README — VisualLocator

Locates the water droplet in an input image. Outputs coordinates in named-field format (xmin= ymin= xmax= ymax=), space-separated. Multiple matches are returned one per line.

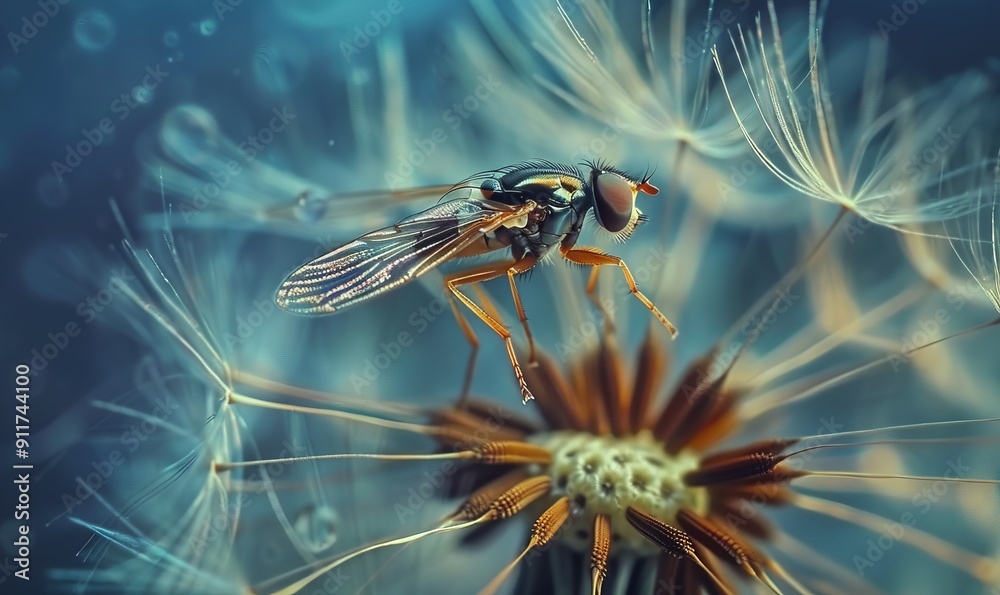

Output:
xmin=327 ymin=139 xmax=335 ymax=147
xmin=198 ymin=19 xmax=217 ymax=37
xmin=159 ymin=104 xmax=220 ymax=166
xmin=0 ymin=65 xmax=20 ymax=88
xmin=36 ymin=173 xmax=69 ymax=208
xmin=131 ymin=86 xmax=153 ymax=105
xmin=74 ymin=10 xmax=115 ymax=52
xmin=294 ymin=191 xmax=327 ymax=222
xmin=163 ymin=30 xmax=179 ymax=48
xmin=252 ymin=40 xmax=309 ymax=94
xmin=292 ymin=504 xmax=338 ymax=552
xmin=254 ymin=45 xmax=276 ymax=65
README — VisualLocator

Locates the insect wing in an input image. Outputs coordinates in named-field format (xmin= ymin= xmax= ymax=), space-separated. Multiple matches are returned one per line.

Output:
xmin=276 ymin=198 xmax=520 ymax=314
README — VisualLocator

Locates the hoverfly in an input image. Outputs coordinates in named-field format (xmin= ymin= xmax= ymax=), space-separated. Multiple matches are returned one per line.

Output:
xmin=275 ymin=160 xmax=677 ymax=403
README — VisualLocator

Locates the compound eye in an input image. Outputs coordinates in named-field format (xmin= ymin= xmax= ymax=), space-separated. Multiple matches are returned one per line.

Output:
xmin=480 ymin=178 xmax=503 ymax=200
xmin=593 ymin=173 xmax=635 ymax=233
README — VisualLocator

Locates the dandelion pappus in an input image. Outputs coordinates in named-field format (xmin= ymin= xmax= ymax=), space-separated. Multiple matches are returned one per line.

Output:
xmin=275 ymin=159 xmax=677 ymax=403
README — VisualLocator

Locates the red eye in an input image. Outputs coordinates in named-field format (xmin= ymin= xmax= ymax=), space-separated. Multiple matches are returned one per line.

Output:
xmin=593 ymin=173 xmax=635 ymax=233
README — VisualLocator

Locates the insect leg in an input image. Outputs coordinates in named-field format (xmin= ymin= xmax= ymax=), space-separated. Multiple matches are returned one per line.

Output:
xmin=443 ymin=262 xmax=536 ymax=404
xmin=506 ymin=255 xmax=539 ymax=365
xmin=472 ymin=254 xmax=540 ymax=370
xmin=444 ymin=285 xmax=483 ymax=409
xmin=560 ymin=246 xmax=679 ymax=339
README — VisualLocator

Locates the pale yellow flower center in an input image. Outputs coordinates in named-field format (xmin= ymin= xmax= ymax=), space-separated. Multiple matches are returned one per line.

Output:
xmin=531 ymin=430 xmax=709 ymax=554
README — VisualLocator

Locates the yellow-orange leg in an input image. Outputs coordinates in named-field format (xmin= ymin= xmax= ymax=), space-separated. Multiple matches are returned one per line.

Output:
xmin=507 ymin=255 xmax=539 ymax=364
xmin=560 ymin=246 xmax=679 ymax=338
xmin=471 ymin=256 xmax=539 ymax=365
xmin=445 ymin=284 xmax=482 ymax=409
xmin=443 ymin=259 xmax=537 ymax=404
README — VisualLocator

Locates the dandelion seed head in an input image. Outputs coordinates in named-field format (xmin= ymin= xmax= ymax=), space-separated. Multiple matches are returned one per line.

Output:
xmin=715 ymin=0 xmax=994 ymax=237
xmin=42 ymin=1 xmax=1000 ymax=593
xmin=533 ymin=430 xmax=707 ymax=553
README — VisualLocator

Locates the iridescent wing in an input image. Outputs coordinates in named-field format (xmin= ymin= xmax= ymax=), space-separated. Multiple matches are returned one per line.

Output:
xmin=275 ymin=198 xmax=533 ymax=314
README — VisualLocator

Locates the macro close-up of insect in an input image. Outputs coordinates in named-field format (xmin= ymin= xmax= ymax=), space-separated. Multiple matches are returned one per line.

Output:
xmin=276 ymin=160 xmax=677 ymax=403
xmin=7 ymin=0 xmax=1000 ymax=594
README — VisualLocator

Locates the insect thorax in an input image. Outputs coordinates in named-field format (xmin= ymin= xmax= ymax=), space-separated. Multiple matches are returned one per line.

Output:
xmin=489 ymin=179 xmax=589 ymax=260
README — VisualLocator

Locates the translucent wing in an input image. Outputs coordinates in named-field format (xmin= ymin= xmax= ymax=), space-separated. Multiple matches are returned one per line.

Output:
xmin=276 ymin=198 xmax=531 ymax=314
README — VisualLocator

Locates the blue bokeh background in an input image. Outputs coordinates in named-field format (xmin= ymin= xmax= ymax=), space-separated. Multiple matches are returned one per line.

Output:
xmin=2 ymin=1 xmax=999 ymax=592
